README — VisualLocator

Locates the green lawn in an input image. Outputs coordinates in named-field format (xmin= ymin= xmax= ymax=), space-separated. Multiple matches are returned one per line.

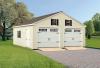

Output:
xmin=86 ymin=36 xmax=100 ymax=48
xmin=0 ymin=40 xmax=65 ymax=68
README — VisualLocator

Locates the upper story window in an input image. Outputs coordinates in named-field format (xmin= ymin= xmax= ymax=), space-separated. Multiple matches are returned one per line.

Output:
xmin=50 ymin=28 xmax=58 ymax=32
xmin=39 ymin=29 xmax=47 ymax=32
xmin=51 ymin=19 xmax=59 ymax=26
xmin=74 ymin=29 xmax=80 ymax=32
xmin=65 ymin=20 xmax=72 ymax=26
xmin=17 ymin=31 xmax=21 ymax=38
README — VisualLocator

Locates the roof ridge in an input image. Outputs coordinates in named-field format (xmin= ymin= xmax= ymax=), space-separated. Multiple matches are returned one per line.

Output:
xmin=31 ymin=11 xmax=62 ymax=23
xmin=34 ymin=11 xmax=60 ymax=18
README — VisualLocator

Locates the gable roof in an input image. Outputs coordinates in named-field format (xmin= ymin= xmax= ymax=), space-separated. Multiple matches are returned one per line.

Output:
xmin=31 ymin=11 xmax=60 ymax=23
xmin=14 ymin=11 xmax=83 ymax=26
xmin=14 ymin=11 xmax=61 ymax=26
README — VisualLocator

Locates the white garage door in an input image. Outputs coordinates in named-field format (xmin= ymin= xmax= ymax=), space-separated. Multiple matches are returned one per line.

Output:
xmin=64 ymin=28 xmax=83 ymax=46
xmin=38 ymin=28 xmax=60 ymax=48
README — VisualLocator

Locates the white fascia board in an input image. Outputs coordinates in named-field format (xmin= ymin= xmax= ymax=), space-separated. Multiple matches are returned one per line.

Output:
xmin=13 ymin=24 xmax=34 ymax=28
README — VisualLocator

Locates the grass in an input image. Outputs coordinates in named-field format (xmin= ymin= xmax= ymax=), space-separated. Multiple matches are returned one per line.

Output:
xmin=86 ymin=36 xmax=100 ymax=48
xmin=0 ymin=40 xmax=65 ymax=68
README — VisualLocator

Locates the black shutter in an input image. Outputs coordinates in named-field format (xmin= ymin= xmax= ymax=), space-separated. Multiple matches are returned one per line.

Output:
xmin=70 ymin=20 xmax=72 ymax=26
xmin=51 ymin=19 xmax=53 ymax=25
xmin=57 ymin=19 xmax=59 ymax=26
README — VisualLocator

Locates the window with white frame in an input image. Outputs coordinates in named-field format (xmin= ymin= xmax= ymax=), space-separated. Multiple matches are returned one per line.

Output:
xmin=74 ymin=29 xmax=80 ymax=32
xmin=65 ymin=20 xmax=72 ymax=26
xmin=17 ymin=31 xmax=21 ymax=38
xmin=50 ymin=28 xmax=58 ymax=32
xmin=65 ymin=29 xmax=72 ymax=32
xmin=51 ymin=19 xmax=59 ymax=26
xmin=39 ymin=29 xmax=47 ymax=32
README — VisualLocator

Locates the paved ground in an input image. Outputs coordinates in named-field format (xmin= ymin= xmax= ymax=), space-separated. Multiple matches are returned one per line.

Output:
xmin=36 ymin=48 xmax=100 ymax=68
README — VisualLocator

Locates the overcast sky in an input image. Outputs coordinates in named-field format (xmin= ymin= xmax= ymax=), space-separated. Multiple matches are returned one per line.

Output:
xmin=17 ymin=0 xmax=100 ymax=23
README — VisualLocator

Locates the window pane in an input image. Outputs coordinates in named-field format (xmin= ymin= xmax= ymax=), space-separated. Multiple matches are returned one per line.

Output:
xmin=74 ymin=29 xmax=80 ymax=32
xmin=17 ymin=31 xmax=21 ymax=38
xmin=70 ymin=20 xmax=72 ymax=26
xmin=51 ymin=19 xmax=59 ymax=26
xmin=65 ymin=29 xmax=72 ymax=32
xmin=39 ymin=29 xmax=47 ymax=32
xmin=65 ymin=20 xmax=72 ymax=26
xmin=50 ymin=29 xmax=58 ymax=32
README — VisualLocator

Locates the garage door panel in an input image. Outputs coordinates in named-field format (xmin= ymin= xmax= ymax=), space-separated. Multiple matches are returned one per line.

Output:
xmin=64 ymin=38 xmax=73 ymax=41
xmin=38 ymin=43 xmax=49 ymax=48
xmin=38 ymin=42 xmax=59 ymax=48
xmin=73 ymin=34 xmax=81 ymax=37
xmin=65 ymin=41 xmax=82 ymax=46
xmin=38 ymin=28 xmax=59 ymax=48
xmin=38 ymin=36 xmax=48 ymax=42
xmin=74 ymin=37 xmax=82 ymax=41
xmin=72 ymin=41 xmax=82 ymax=46
xmin=39 ymin=43 xmax=59 ymax=48
xmin=50 ymin=35 xmax=59 ymax=42
xmin=64 ymin=28 xmax=82 ymax=46
xmin=64 ymin=34 xmax=73 ymax=37
xmin=64 ymin=39 xmax=82 ymax=46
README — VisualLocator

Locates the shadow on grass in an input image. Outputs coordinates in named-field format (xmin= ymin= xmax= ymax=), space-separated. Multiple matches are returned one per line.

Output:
xmin=85 ymin=46 xmax=100 ymax=50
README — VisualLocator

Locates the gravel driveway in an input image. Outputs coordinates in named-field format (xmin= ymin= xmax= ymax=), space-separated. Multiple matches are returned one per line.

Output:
xmin=37 ymin=48 xmax=100 ymax=68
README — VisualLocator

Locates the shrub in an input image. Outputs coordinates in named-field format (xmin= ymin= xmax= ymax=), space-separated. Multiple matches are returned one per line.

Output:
xmin=92 ymin=31 xmax=100 ymax=36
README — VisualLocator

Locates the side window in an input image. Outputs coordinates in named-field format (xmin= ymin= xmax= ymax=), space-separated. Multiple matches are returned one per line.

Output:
xmin=65 ymin=20 xmax=72 ymax=26
xmin=65 ymin=29 xmax=72 ymax=32
xmin=50 ymin=29 xmax=58 ymax=32
xmin=39 ymin=29 xmax=47 ymax=32
xmin=74 ymin=29 xmax=80 ymax=32
xmin=51 ymin=19 xmax=59 ymax=26
xmin=17 ymin=31 xmax=21 ymax=38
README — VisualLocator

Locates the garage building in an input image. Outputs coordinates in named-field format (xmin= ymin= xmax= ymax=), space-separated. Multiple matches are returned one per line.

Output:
xmin=13 ymin=11 xmax=86 ymax=49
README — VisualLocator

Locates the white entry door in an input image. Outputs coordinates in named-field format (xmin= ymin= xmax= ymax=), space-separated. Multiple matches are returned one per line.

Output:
xmin=64 ymin=28 xmax=83 ymax=46
xmin=38 ymin=28 xmax=60 ymax=48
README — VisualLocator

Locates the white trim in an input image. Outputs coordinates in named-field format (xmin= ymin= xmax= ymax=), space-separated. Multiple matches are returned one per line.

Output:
xmin=13 ymin=24 xmax=34 ymax=28
xmin=13 ymin=11 xmax=85 ymax=28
